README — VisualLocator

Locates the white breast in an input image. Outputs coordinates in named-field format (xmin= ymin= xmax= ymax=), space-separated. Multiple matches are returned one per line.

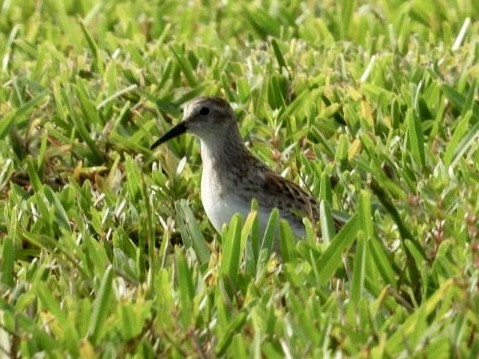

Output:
xmin=200 ymin=166 xmax=249 ymax=232
xmin=199 ymin=139 xmax=306 ymax=239
xmin=200 ymin=170 xmax=306 ymax=239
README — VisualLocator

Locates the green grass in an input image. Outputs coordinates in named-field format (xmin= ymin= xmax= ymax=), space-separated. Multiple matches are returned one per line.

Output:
xmin=1 ymin=0 xmax=479 ymax=357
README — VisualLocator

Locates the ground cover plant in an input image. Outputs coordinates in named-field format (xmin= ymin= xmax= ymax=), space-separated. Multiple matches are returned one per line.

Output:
xmin=0 ymin=0 xmax=478 ymax=357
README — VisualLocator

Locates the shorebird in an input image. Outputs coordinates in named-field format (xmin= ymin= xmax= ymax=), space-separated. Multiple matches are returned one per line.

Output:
xmin=151 ymin=96 xmax=322 ymax=241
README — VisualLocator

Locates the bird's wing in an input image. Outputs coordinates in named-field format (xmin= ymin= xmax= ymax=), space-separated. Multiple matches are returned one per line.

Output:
xmin=259 ymin=172 xmax=320 ymax=222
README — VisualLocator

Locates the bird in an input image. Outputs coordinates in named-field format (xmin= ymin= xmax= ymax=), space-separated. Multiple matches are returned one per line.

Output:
xmin=150 ymin=96 xmax=324 ymax=243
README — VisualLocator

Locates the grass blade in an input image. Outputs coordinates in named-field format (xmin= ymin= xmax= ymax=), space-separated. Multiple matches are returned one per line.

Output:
xmin=87 ymin=265 xmax=114 ymax=344
xmin=1 ymin=237 xmax=14 ymax=287
xmin=0 ymin=92 xmax=48 ymax=139
xmin=175 ymin=200 xmax=210 ymax=265
xmin=318 ymin=213 xmax=359 ymax=285
xmin=220 ymin=214 xmax=243 ymax=283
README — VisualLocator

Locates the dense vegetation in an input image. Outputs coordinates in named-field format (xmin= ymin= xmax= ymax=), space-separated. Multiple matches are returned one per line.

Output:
xmin=0 ymin=0 xmax=478 ymax=357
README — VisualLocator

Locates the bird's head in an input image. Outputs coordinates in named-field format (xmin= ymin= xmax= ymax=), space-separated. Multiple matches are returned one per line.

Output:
xmin=150 ymin=96 xmax=236 ymax=149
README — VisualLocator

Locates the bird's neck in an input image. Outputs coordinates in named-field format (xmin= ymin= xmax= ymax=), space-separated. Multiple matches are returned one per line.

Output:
xmin=199 ymin=124 xmax=249 ymax=172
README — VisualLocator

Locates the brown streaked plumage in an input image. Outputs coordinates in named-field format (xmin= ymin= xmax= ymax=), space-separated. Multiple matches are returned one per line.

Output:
xmin=151 ymin=96 xmax=330 ymax=244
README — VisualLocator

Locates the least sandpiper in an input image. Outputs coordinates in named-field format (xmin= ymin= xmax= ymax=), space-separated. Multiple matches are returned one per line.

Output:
xmin=151 ymin=96 xmax=323 ymax=240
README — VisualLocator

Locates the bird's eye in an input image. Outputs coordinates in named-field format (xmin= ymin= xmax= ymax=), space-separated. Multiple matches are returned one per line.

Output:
xmin=199 ymin=107 xmax=210 ymax=115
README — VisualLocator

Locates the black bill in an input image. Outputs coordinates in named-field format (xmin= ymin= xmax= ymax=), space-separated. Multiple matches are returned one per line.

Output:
xmin=150 ymin=122 xmax=187 ymax=149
